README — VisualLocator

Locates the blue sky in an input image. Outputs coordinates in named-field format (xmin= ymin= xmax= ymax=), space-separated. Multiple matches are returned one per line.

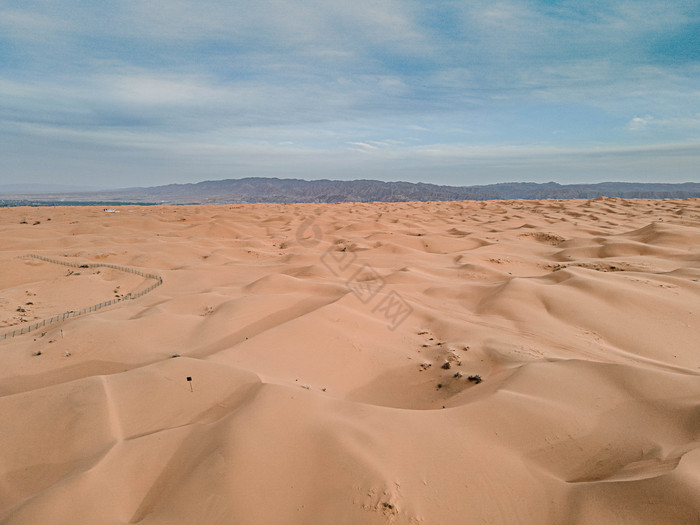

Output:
xmin=1 ymin=0 xmax=699 ymax=188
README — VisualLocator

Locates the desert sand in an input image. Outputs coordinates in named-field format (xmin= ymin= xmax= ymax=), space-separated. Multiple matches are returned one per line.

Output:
xmin=1 ymin=198 xmax=699 ymax=524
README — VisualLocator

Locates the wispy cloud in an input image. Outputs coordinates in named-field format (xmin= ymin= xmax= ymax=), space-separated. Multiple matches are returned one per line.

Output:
xmin=347 ymin=142 xmax=379 ymax=152
xmin=628 ymin=117 xmax=652 ymax=131
xmin=1 ymin=0 xmax=698 ymax=187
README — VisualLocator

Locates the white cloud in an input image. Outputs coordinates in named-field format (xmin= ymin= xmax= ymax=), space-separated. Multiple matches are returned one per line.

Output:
xmin=97 ymin=72 xmax=221 ymax=105
xmin=628 ymin=116 xmax=651 ymax=130
xmin=347 ymin=142 xmax=379 ymax=151
xmin=627 ymin=114 xmax=700 ymax=132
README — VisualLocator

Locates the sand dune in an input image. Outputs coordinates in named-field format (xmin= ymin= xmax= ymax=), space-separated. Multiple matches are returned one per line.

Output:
xmin=1 ymin=198 xmax=699 ymax=524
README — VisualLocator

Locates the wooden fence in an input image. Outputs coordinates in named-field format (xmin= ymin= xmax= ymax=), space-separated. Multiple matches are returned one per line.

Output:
xmin=1 ymin=255 xmax=163 ymax=340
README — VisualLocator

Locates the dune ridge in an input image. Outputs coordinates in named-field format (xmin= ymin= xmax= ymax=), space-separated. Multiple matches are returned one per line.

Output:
xmin=1 ymin=198 xmax=699 ymax=524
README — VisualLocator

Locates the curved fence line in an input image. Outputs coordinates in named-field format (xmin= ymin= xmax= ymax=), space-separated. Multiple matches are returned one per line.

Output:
xmin=1 ymin=255 xmax=163 ymax=341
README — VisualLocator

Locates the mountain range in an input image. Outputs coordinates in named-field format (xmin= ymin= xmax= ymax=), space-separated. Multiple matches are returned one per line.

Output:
xmin=2 ymin=178 xmax=700 ymax=205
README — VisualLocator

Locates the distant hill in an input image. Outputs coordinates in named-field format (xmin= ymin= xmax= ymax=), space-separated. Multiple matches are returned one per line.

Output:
xmin=2 ymin=178 xmax=700 ymax=205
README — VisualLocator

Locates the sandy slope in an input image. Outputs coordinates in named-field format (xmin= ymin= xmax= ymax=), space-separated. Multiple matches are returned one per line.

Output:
xmin=1 ymin=198 xmax=699 ymax=524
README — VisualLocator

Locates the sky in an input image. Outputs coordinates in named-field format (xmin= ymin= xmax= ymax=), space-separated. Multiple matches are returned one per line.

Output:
xmin=1 ymin=0 xmax=699 ymax=189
